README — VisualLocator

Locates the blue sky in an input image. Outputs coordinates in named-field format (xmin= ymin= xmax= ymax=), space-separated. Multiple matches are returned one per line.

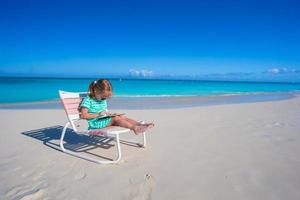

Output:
xmin=0 ymin=0 xmax=300 ymax=81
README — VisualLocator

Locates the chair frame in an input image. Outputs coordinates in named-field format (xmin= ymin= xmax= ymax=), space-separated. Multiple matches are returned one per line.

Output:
xmin=59 ymin=90 xmax=146 ymax=164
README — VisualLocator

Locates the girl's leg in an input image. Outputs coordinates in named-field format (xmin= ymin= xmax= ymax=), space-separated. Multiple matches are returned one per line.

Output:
xmin=120 ymin=115 xmax=155 ymax=127
xmin=108 ymin=116 xmax=148 ymax=134
xmin=120 ymin=115 xmax=140 ymax=125
xmin=108 ymin=116 xmax=134 ymax=129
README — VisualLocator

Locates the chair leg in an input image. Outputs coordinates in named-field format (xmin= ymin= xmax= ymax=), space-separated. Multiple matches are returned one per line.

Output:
xmin=59 ymin=122 xmax=122 ymax=164
xmin=59 ymin=122 xmax=70 ymax=152
xmin=142 ymin=132 xmax=147 ymax=147
xmin=140 ymin=121 xmax=147 ymax=147
xmin=117 ymin=130 xmax=147 ymax=148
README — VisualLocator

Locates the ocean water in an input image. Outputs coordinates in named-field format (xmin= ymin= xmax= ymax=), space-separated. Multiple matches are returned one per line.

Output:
xmin=1 ymin=77 xmax=300 ymax=103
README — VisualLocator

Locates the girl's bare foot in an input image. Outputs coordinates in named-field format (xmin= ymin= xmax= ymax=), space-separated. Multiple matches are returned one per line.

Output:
xmin=138 ymin=121 xmax=155 ymax=127
xmin=133 ymin=125 xmax=149 ymax=135
xmin=145 ymin=123 xmax=155 ymax=128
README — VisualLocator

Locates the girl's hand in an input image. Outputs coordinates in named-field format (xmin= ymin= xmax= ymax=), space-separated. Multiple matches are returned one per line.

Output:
xmin=98 ymin=111 xmax=107 ymax=116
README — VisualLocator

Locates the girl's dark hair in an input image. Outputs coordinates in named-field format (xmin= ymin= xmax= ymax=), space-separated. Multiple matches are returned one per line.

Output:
xmin=88 ymin=79 xmax=113 ymax=98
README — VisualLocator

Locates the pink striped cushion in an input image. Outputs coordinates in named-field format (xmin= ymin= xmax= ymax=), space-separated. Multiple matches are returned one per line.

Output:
xmin=61 ymin=97 xmax=84 ymax=115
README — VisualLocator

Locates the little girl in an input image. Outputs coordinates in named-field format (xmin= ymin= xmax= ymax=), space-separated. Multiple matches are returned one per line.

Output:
xmin=80 ymin=79 xmax=154 ymax=134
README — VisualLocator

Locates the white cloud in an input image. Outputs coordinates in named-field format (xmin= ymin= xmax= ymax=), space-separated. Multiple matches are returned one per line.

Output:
xmin=266 ymin=67 xmax=300 ymax=74
xmin=129 ymin=69 xmax=154 ymax=77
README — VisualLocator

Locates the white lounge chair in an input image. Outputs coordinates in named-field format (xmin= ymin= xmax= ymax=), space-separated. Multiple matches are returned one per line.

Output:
xmin=58 ymin=90 xmax=147 ymax=164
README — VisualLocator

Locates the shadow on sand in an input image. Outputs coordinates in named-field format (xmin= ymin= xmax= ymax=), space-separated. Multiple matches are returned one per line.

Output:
xmin=21 ymin=125 xmax=121 ymax=161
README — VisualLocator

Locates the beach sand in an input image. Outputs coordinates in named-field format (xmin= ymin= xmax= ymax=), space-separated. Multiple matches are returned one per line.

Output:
xmin=1 ymin=96 xmax=300 ymax=200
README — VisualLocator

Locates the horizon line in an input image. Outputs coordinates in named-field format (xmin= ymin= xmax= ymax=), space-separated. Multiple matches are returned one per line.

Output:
xmin=1 ymin=75 xmax=300 ymax=84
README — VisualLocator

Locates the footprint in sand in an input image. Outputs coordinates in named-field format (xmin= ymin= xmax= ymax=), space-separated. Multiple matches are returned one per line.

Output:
xmin=265 ymin=122 xmax=285 ymax=128
xmin=74 ymin=171 xmax=87 ymax=181
xmin=32 ymin=172 xmax=46 ymax=181
xmin=19 ymin=189 xmax=45 ymax=200
xmin=5 ymin=186 xmax=46 ymax=200
xmin=126 ymin=174 xmax=156 ymax=200
xmin=12 ymin=166 xmax=22 ymax=172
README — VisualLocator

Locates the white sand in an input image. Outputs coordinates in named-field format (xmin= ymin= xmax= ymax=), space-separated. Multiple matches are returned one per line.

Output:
xmin=1 ymin=96 xmax=300 ymax=200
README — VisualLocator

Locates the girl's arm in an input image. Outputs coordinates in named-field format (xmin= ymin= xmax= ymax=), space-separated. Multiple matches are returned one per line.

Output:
xmin=80 ymin=107 xmax=106 ymax=119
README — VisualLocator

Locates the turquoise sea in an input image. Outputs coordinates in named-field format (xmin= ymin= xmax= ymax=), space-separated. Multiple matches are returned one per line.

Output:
xmin=1 ymin=77 xmax=300 ymax=104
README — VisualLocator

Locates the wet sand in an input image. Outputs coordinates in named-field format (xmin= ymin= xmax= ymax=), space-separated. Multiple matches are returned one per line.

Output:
xmin=0 ymin=91 xmax=297 ymax=110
